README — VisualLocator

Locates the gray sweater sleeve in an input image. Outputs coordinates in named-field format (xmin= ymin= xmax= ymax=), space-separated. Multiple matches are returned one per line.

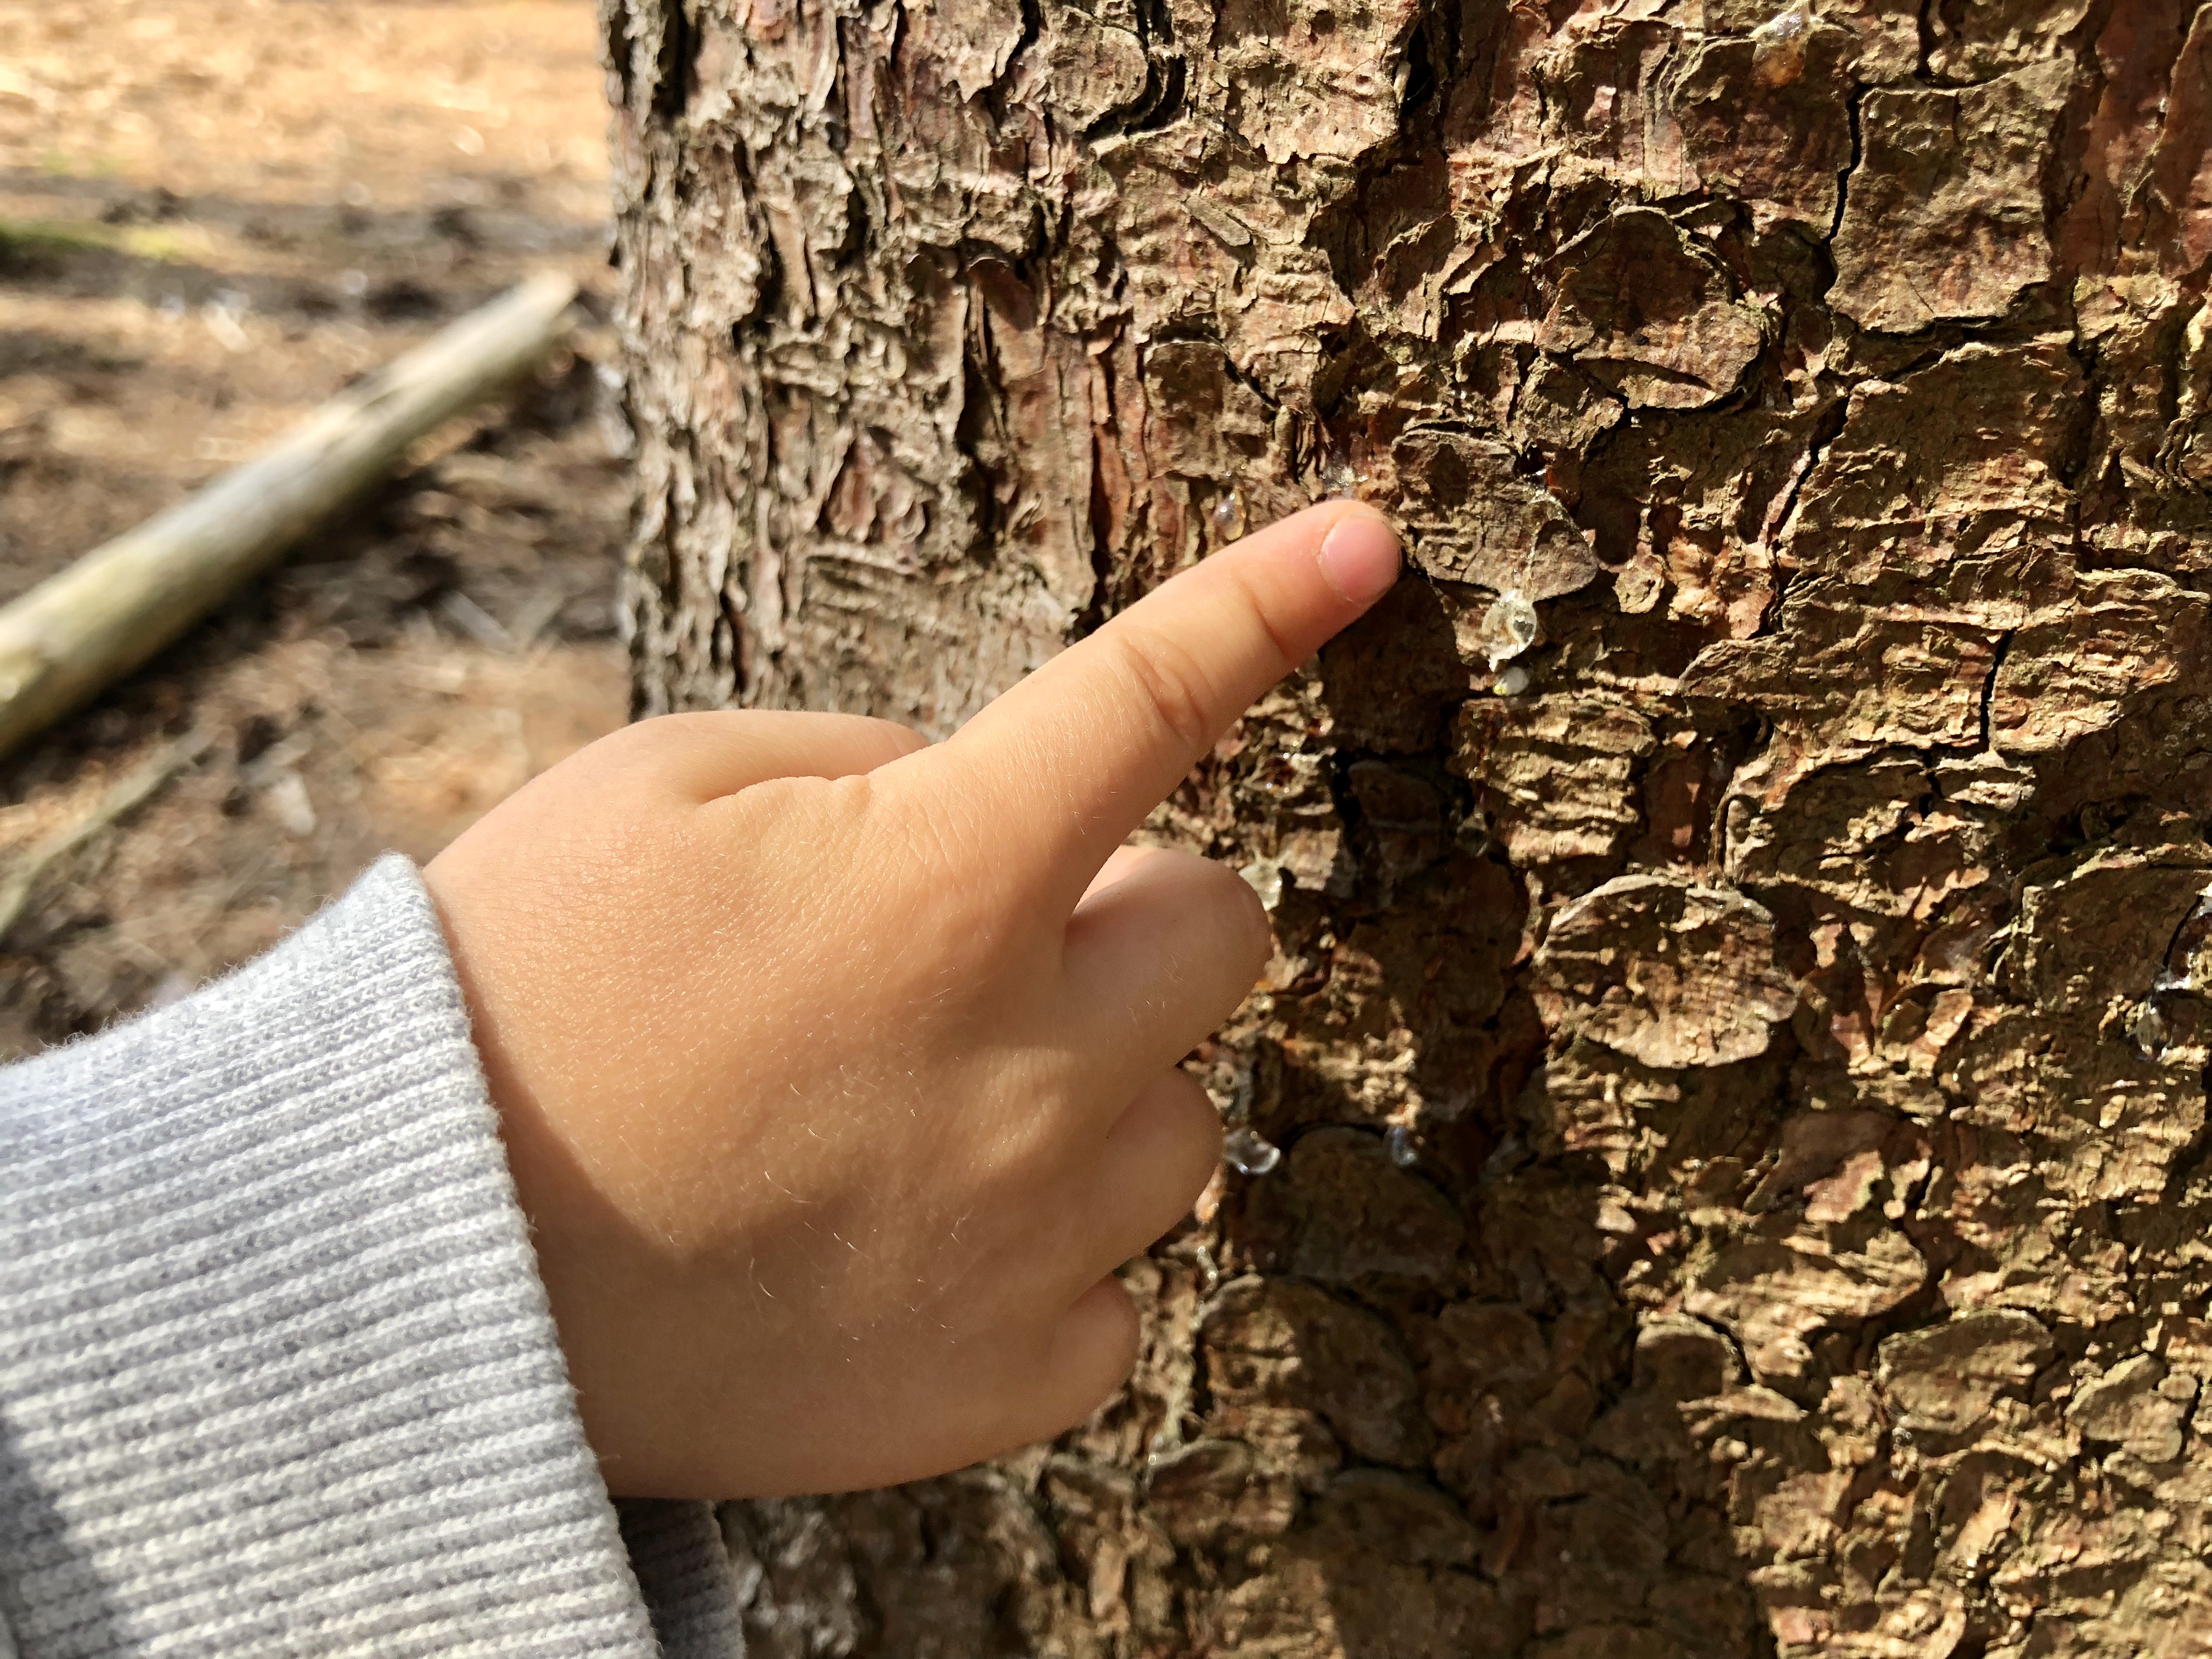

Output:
xmin=0 ymin=856 xmax=742 ymax=1658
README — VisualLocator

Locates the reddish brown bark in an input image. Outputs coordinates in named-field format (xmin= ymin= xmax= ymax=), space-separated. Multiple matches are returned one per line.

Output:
xmin=608 ymin=0 xmax=2212 ymax=1652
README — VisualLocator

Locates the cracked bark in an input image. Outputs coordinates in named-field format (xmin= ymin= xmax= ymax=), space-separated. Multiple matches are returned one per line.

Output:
xmin=606 ymin=0 xmax=2212 ymax=1652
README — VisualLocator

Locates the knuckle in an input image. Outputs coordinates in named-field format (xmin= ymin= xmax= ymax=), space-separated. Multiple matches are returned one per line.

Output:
xmin=1109 ymin=622 xmax=1220 ymax=758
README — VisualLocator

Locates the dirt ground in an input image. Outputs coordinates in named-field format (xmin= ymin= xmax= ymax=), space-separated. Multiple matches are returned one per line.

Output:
xmin=0 ymin=0 xmax=627 ymax=1058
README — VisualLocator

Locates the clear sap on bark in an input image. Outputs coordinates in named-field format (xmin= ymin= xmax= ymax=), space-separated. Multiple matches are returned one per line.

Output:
xmin=1222 ymin=1126 xmax=1283 ymax=1176
xmin=2133 ymin=1001 xmax=2170 ymax=1059
xmin=1754 ymin=3 xmax=1809 ymax=40
xmin=1212 ymin=489 xmax=1247 ymax=541
xmin=1477 ymin=589 xmax=1539 ymax=668
xmin=1238 ymin=857 xmax=1285 ymax=911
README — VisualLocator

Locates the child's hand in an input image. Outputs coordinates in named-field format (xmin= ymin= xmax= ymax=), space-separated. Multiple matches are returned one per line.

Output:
xmin=422 ymin=500 xmax=1401 ymax=1498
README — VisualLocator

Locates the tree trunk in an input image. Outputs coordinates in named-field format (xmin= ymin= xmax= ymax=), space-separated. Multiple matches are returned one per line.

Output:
xmin=604 ymin=0 xmax=2212 ymax=1652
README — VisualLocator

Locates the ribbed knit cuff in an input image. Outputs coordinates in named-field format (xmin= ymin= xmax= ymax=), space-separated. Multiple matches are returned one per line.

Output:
xmin=616 ymin=1502 xmax=743 ymax=1658
xmin=0 ymin=856 xmax=732 ymax=1657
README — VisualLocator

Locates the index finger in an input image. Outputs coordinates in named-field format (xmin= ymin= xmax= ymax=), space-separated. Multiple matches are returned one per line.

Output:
xmin=895 ymin=499 xmax=1400 ymax=902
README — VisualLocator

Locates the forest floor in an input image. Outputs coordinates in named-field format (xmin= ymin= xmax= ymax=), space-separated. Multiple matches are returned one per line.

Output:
xmin=0 ymin=0 xmax=625 ymax=1058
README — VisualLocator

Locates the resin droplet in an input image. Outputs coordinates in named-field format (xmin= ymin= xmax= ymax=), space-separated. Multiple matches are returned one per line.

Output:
xmin=1386 ymin=1125 xmax=1418 ymax=1167
xmin=1321 ymin=450 xmax=1356 ymax=493
xmin=1494 ymin=665 xmax=1531 ymax=697
xmin=1212 ymin=489 xmax=1248 ymax=542
xmin=1751 ymin=2 xmax=1811 ymax=87
xmin=1238 ymin=857 xmax=1285 ymax=911
xmin=1223 ymin=1126 xmax=1283 ymax=1177
xmin=1477 ymin=589 xmax=1539 ymax=668
xmin=1754 ymin=2 xmax=1808 ymax=41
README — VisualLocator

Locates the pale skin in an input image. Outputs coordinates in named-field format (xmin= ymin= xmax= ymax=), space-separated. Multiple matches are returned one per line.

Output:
xmin=422 ymin=499 xmax=1402 ymax=1499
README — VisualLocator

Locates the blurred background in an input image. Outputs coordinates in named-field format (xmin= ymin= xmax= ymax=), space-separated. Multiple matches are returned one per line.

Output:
xmin=0 ymin=0 xmax=624 ymax=1058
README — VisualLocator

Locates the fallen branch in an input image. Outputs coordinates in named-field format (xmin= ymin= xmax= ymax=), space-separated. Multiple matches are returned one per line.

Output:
xmin=0 ymin=729 xmax=215 ymax=941
xmin=0 ymin=272 xmax=579 ymax=762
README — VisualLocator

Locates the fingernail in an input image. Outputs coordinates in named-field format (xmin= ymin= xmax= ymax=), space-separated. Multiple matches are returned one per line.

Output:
xmin=1317 ymin=510 xmax=1401 ymax=605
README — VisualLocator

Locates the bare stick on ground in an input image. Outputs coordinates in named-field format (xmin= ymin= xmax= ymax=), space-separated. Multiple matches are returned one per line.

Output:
xmin=0 ymin=272 xmax=578 ymax=762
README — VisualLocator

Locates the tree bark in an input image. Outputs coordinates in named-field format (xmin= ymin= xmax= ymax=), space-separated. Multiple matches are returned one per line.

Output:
xmin=604 ymin=1 xmax=2212 ymax=1654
